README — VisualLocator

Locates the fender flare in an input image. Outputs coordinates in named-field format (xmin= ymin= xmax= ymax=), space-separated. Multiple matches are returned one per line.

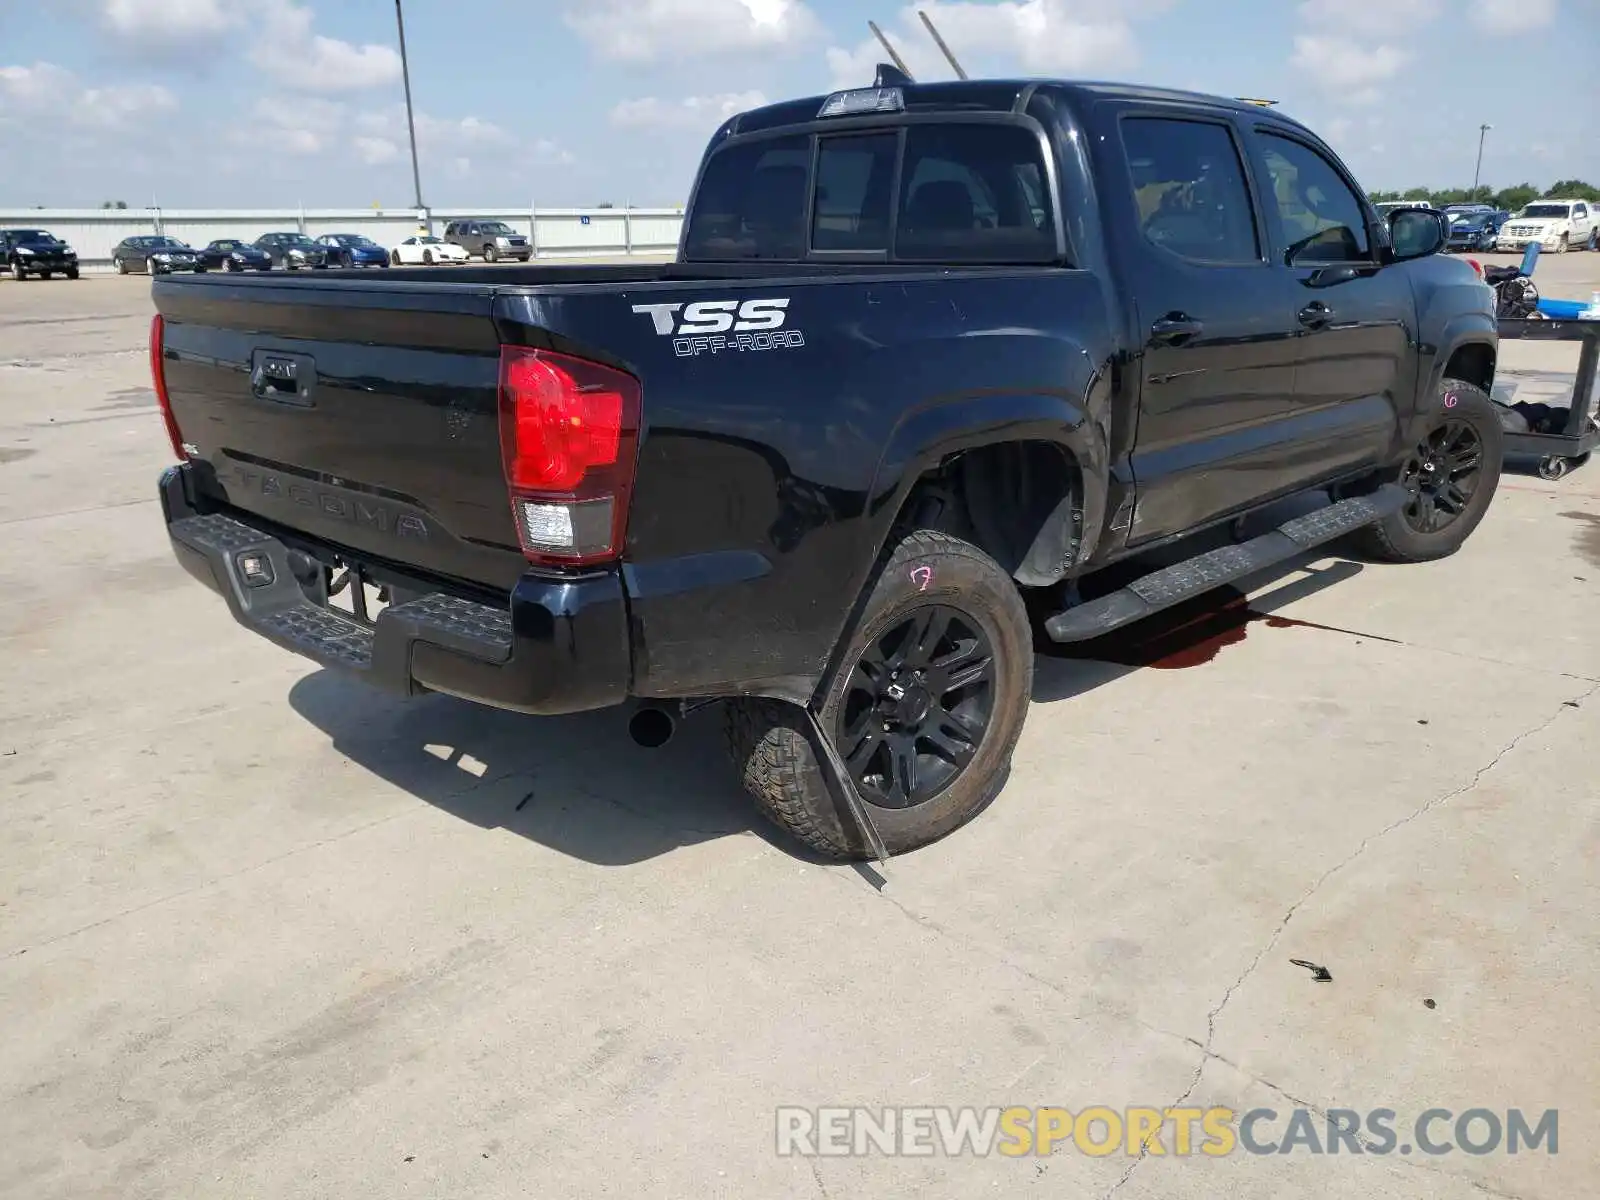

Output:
xmin=866 ymin=388 xmax=1109 ymax=579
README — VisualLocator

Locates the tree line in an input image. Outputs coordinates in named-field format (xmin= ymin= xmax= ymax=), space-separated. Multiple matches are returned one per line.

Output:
xmin=1367 ymin=179 xmax=1598 ymax=211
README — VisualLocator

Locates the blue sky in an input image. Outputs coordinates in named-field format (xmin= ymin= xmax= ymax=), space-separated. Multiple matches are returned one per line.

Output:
xmin=2 ymin=0 xmax=1596 ymax=209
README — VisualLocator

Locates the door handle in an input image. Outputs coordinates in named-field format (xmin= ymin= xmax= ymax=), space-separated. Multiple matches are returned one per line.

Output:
xmin=1298 ymin=302 xmax=1333 ymax=328
xmin=1150 ymin=314 xmax=1203 ymax=346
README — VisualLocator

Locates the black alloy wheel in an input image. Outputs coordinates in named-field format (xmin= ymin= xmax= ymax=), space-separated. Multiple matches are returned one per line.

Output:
xmin=1399 ymin=420 xmax=1484 ymax=535
xmin=837 ymin=604 xmax=995 ymax=810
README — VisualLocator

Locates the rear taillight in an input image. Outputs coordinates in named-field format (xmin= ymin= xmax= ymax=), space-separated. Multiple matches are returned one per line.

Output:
xmin=1466 ymin=258 xmax=1485 ymax=279
xmin=497 ymin=346 xmax=641 ymax=566
xmin=148 ymin=314 xmax=187 ymax=461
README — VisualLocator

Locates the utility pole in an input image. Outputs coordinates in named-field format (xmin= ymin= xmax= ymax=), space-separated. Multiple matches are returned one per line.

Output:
xmin=1472 ymin=123 xmax=1492 ymax=195
xmin=395 ymin=0 xmax=425 ymax=215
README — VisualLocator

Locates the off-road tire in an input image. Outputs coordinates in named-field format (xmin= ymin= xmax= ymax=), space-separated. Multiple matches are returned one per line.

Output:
xmin=724 ymin=529 xmax=1033 ymax=860
xmin=1352 ymin=378 xmax=1503 ymax=563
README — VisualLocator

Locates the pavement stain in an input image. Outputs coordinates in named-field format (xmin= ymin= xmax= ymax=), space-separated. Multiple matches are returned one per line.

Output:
xmin=1039 ymin=586 xmax=1397 ymax=670
xmin=1559 ymin=510 xmax=1600 ymax=567
xmin=0 ymin=447 xmax=37 ymax=464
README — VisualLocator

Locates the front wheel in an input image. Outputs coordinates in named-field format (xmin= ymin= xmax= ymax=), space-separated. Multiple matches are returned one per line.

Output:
xmin=65 ymin=267 xmax=79 ymax=280
xmin=1556 ymin=234 xmax=1569 ymax=254
xmin=725 ymin=529 xmax=1033 ymax=860
xmin=1351 ymin=379 xmax=1503 ymax=563
xmin=114 ymin=256 xmax=128 ymax=275
xmin=423 ymin=250 xmax=434 ymax=265
xmin=483 ymin=244 xmax=499 ymax=262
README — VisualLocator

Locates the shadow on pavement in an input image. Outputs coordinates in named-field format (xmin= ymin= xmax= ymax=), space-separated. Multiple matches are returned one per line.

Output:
xmin=290 ymin=546 xmax=1365 ymax=863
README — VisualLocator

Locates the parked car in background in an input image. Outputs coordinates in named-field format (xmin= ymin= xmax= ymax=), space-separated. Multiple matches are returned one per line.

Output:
xmin=198 ymin=239 xmax=273 ymax=272
xmin=2 ymin=228 xmax=80 ymax=280
xmin=1374 ymin=200 xmax=1433 ymax=216
xmin=1445 ymin=209 xmax=1507 ymax=252
xmin=316 ymin=233 xmax=390 ymax=268
xmin=252 ymin=232 xmax=329 ymax=270
xmin=112 ymin=235 xmax=202 ymax=274
xmin=1496 ymin=199 xmax=1597 ymax=253
xmin=389 ymin=235 xmax=469 ymax=266
xmin=443 ymin=219 xmax=532 ymax=262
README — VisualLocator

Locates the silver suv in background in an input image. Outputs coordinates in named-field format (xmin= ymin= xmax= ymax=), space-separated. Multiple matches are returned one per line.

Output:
xmin=442 ymin=220 xmax=532 ymax=262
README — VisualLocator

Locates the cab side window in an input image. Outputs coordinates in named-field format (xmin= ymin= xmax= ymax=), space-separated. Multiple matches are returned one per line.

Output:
xmin=1120 ymin=117 xmax=1260 ymax=264
xmin=1255 ymin=133 xmax=1371 ymax=264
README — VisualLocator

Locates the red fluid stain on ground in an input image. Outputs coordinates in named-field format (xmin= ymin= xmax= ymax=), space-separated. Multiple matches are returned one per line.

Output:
xmin=1040 ymin=586 xmax=1398 ymax=669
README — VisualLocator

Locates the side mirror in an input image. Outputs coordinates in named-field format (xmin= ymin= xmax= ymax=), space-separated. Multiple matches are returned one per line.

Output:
xmin=1388 ymin=208 xmax=1445 ymax=261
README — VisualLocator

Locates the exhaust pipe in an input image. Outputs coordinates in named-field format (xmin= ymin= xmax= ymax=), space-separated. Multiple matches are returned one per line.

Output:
xmin=628 ymin=703 xmax=676 ymax=749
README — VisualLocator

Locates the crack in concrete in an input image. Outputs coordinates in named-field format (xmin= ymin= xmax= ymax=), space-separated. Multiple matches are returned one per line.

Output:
xmin=1104 ymin=681 xmax=1596 ymax=1199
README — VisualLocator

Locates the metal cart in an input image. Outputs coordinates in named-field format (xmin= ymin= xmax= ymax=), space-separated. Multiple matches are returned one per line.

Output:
xmin=1495 ymin=316 xmax=1600 ymax=480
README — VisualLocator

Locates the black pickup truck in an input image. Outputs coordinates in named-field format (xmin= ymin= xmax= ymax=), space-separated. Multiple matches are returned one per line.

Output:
xmin=152 ymin=72 xmax=1502 ymax=860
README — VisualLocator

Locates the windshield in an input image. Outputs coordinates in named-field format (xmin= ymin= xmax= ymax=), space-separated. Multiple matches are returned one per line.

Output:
xmin=283 ymin=235 xmax=318 ymax=248
xmin=1519 ymin=204 xmax=1571 ymax=219
xmin=11 ymin=230 xmax=57 ymax=243
xmin=327 ymin=234 xmax=374 ymax=246
xmin=213 ymin=240 xmax=240 ymax=250
xmin=152 ymin=238 xmax=188 ymax=249
xmin=479 ymin=222 xmax=514 ymax=235
xmin=417 ymin=236 xmax=443 ymax=244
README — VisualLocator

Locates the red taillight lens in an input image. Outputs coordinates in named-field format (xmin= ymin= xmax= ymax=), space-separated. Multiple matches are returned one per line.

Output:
xmin=1466 ymin=257 xmax=1484 ymax=279
xmin=149 ymin=314 xmax=187 ymax=461
xmin=498 ymin=346 xmax=641 ymax=565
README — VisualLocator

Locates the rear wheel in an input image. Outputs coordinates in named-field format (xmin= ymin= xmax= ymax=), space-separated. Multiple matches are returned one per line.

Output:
xmin=725 ymin=529 xmax=1033 ymax=860
xmin=1352 ymin=379 xmax=1503 ymax=563
xmin=1587 ymin=228 xmax=1599 ymax=251
xmin=390 ymin=250 xmax=401 ymax=266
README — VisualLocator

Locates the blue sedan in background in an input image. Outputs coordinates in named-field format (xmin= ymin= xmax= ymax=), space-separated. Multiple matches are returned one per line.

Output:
xmin=316 ymin=233 xmax=390 ymax=268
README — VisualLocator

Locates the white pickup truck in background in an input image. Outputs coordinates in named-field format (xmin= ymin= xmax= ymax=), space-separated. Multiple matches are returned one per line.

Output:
xmin=1495 ymin=199 xmax=1597 ymax=253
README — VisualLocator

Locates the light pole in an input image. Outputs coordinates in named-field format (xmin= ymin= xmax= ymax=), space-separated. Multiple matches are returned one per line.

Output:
xmin=394 ymin=0 xmax=425 ymax=216
xmin=1472 ymin=123 xmax=1492 ymax=195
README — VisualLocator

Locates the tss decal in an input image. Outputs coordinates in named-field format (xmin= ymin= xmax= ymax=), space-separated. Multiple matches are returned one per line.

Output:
xmin=631 ymin=297 xmax=807 ymax=358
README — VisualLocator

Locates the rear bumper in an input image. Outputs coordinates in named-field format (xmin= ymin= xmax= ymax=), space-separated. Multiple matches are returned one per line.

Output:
xmin=160 ymin=464 xmax=632 ymax=715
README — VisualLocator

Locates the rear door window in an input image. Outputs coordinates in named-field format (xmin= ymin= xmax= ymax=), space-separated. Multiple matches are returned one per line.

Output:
xmin=684 ymin=134 xmax=811 ymax=261
xmin=894 ymin=124 xmax=1057 ymax=262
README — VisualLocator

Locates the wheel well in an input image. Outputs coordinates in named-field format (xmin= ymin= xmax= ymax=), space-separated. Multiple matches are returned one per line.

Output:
xmin=1444 ymin=342 xmax=1495 ymax=394
xmin=897 ymin=440 xmax=1081 ymax=588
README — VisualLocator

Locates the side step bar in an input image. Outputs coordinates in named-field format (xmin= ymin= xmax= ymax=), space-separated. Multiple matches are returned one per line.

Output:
xmin=1044 ymin=484 xmax=1406 ymax=644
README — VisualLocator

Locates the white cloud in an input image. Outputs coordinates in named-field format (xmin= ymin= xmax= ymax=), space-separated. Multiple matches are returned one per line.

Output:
xmin=567 ymin=0 xmax=821 ymax=61
xmin=825 ymin=0 xmax=1171 ymax=90
xmin=1296 ymin=0 xmax=1439 ymax=36
xmin=610 ymin=91 xmax=768 ymax=129
xmin=99 ymin=0 xmax=240 ymax=54
xmin=1470 ymin=0 xmax=1557 ymax=32
xmin=353 ymin=136 xmax=399 ymax=165
xmin=1290 ymin=35 xmax=1407 ymax=96
xmin=250 ymin=2 xmax=401 ymax=92
xmin=0 ymin=61 xmax=176 ymax=129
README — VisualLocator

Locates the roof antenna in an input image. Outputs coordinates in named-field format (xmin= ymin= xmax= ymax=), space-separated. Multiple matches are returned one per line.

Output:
xmin=917 ymin=9 xmax=968 ymax=79
xmin=868 ymin=20 xmax=914 ymax=81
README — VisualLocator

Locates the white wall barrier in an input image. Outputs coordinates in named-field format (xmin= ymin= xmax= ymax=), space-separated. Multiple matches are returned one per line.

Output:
xmin=0 ymin=206 xmax=685 ymax=269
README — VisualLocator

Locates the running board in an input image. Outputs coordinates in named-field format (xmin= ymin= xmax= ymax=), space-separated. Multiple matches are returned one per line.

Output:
xmin=1044 ymin=484 xmax=1406 ymax=644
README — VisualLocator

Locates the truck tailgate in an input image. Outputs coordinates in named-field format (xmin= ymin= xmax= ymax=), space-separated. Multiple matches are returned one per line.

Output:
xmin=156 ymin=279 xmax=526 ymax=591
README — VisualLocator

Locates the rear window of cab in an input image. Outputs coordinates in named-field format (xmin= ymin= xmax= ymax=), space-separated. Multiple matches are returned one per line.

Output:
xmin=684 ymin=122 xmax=1059 ymax=265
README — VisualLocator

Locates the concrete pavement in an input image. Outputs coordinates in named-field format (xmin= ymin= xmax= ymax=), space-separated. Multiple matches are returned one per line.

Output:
xmin=1 ymin=267 xmax=1597 ymax=1199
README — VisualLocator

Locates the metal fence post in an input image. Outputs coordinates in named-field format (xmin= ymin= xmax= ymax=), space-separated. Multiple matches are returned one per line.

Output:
xmin=624 ymin=201 xmax=632 ymax=256
xmin=530 ymin=200 xmax=539 ymax=260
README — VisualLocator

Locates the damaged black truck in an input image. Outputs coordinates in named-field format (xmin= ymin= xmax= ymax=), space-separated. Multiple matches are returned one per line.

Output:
xmin=152 ymin=74 xmax=1502 ymax=860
